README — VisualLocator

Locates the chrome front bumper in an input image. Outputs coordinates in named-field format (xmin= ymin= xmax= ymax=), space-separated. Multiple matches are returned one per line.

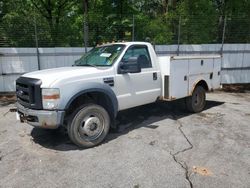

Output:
xmin=16 ymin=103 xmax=65 ymax=129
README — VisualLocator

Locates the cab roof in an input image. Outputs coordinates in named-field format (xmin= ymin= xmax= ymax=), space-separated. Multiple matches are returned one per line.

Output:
xmin=97 ymin=41 xmax=151 ymax=47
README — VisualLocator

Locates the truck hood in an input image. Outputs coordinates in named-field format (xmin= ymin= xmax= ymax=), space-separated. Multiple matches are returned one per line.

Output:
xmin=23 ymin=66 xmax=110 ymax=87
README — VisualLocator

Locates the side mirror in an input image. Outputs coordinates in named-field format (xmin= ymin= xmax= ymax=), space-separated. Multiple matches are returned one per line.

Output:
xmin=118 ymin=57 xmax=141 ymax=74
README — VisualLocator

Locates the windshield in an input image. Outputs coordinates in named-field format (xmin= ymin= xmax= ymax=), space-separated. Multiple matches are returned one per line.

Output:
xmin=75 ymin=44 xmax=125 ymax=67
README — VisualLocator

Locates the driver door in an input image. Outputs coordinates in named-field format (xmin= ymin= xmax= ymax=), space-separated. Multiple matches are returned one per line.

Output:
xmin=114 ymin=45 xmax=161 ymax=110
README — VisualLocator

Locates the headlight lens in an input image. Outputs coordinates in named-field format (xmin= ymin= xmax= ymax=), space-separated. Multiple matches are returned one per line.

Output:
xmin=42 ymin=88 xmax=60 ymax=109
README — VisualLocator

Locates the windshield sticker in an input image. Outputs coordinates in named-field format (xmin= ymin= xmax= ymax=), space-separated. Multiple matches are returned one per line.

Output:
xmin=100 ymin=53 xmax=112 ymax=57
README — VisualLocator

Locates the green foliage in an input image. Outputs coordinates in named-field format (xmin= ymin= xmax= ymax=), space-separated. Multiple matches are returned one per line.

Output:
xmin=0 ymin=0 xmax=249 ymax=47
xmin=223 ymin=0 xmax=250 ymax=43
xmin=177 ymin=0 xmax=219 ymax=44
xmin=136 ymin=16 xmax=173 ymax=44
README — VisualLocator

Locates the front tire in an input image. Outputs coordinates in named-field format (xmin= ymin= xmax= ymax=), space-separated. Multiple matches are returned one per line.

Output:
xmin=67 ymin=104 xmax=110 ymax=148
xmin=186 ymin=86 xmax=206 ymax=113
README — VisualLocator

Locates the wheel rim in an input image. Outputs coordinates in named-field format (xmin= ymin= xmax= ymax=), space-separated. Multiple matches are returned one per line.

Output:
xmin=78 ymin=113 xmax=105 ymax=141
xmin=194 ymin=91 xmax=204 ymax=107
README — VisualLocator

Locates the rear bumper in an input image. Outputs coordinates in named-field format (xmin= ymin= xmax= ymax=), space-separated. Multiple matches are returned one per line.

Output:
xmin=16 ymin=103 xmax=65 ymax=129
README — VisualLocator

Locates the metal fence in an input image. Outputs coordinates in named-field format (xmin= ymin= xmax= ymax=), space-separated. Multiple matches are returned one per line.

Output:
xmin=0 ymin=44 xmax=250 ymax=92
xmin=0 ymin=14 xmax=250 ymax=48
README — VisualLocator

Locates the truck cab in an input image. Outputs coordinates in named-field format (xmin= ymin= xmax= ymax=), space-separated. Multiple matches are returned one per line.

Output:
xmin=16 ymin=42 xmax=221 ymax=148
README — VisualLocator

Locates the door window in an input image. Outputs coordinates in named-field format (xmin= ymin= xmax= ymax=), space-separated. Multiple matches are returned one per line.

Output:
xmin=122 ymin=45 xmax=152 ymax=68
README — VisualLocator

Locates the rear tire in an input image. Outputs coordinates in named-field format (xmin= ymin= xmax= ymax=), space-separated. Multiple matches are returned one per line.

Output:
xmin=186 ymin=86 xmax=206 ymax=113
xmin=67 ymin=104 xmax=110 ymax=148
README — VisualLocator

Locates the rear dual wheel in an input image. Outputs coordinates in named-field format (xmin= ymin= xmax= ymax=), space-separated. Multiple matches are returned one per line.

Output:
xmin=67 ymin=104 xmax=110 ymax=148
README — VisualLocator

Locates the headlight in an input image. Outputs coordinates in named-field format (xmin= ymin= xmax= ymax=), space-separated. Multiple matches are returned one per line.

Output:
xmin=42 ymin=88 xmax=60 ymax=109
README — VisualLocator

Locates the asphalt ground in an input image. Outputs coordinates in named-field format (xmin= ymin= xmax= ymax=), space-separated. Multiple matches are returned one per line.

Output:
xmin=0 ymin=91 xmax=249 ymax=188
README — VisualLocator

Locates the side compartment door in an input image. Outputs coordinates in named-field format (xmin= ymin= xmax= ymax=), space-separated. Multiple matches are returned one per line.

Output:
xmin=169 ymin=59 xmax=189 ymax=99
xmin=212 ymin=58 xmax=222 ymax=89
xmin=115 ymin=45 xmax=161 ymax=110
xmin=188 ymin=59 xmax=213 ymax=94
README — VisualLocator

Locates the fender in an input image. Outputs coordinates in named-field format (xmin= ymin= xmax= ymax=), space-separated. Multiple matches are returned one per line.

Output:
xmin=190 ymin=79 xmax=209 ymax=96
xmin=59 ymin=82 xmax=118 ymax=117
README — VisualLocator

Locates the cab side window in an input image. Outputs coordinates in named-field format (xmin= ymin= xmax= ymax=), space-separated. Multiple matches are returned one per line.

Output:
xmin=122 ymin=45 xmax=152 ymax=69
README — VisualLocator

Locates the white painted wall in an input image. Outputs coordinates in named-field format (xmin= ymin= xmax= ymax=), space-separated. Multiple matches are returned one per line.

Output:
xmin=0 ymin=44 xmax=249 ymax=92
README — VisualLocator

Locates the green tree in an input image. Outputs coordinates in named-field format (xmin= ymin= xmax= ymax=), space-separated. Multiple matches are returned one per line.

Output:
xmin=215 ymin=0 xmax=250 ymax=43
xmin=30 ymin=0 xmax=78 ymax=45
xmin=0 ymin=0 xmax=38 ymax=46
xmin=177 ymin=0 xmax=219 ymax=44
xmin=0 ymin=0 xmax=249 ymax=47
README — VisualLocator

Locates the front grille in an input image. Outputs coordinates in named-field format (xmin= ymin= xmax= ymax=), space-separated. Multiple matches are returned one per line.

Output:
xmin=16 ymin=77 xmax=42 ymax=110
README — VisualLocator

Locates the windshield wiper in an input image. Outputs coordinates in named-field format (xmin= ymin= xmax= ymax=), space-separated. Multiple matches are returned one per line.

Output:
xmin=75 ymin=63 xmax=100 ymax=69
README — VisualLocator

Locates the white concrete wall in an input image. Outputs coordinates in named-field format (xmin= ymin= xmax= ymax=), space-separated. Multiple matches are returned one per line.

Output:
xmin=221 ymin=44 xmax=250 ymax=84
xmin=0 ymin=47 xmax=91 ymax=92
xmin=0 ymin=44 xmax=249 ymax=92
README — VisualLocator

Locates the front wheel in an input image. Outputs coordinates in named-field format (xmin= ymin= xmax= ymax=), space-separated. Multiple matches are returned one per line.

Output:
xmin=67 ymin=104 xmax=110 ymax=148
xmin=186 ymin=86 xmax=206 ymax=113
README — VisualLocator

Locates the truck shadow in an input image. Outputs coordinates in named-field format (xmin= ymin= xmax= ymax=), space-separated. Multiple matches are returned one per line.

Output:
xmin=30 ymin=100 xmax=224 ymax=151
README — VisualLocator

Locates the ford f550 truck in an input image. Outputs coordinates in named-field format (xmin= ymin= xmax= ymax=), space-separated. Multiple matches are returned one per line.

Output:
xmin=16 ymin=42 xmax=221 ymax=148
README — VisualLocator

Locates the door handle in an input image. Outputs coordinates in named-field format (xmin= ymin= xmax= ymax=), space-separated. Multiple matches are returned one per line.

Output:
xmin=153 ymin=72 xmax=157 ymax=80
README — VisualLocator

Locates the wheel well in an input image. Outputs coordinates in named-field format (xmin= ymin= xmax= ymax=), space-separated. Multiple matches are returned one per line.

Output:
xmin=196 ymin=80 xmax=209 ymax=91
xmin=65 ymin=91 xmax=115 ymax=120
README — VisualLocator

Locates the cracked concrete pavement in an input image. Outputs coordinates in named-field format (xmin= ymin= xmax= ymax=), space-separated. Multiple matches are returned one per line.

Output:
xmin=0 ymin=91 xmax=250 ymax=188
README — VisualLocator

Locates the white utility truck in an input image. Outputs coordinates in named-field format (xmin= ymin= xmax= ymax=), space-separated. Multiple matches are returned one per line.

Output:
xmin=16 ymin=42 xmax=221 ymax=148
